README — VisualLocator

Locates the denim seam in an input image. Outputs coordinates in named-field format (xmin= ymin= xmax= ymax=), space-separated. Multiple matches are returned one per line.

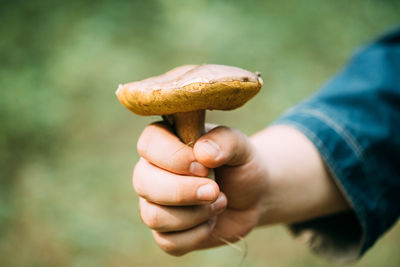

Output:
xmin=300 ymin=108 xmax=365 ymax=160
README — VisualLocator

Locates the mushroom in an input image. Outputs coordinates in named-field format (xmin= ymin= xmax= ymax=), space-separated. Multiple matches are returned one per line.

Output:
xmin=116 ymin=64 xmax=263 ymax=148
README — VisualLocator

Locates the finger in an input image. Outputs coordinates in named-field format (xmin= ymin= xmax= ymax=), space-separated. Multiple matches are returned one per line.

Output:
xmin=133 ymin=158 xmax=219 ymax=205
xmin=152 ymin=217 xmax=217 ymax=256
xmin=193 ymin=126 xmax=255 ymax=168
xmin=139 ymin=193 xmax=227 ymax=232
xmin=137 ymin=122 xmax=208 ymax=177
xmin=214 ymin=158 xmax=267 ymax=209
xmin=205 ymin=123 xmax=219 ymax=132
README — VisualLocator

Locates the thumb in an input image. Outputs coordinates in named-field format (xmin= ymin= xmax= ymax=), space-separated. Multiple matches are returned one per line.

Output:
xmin=193 ymin=126 xmax=255 ymax=169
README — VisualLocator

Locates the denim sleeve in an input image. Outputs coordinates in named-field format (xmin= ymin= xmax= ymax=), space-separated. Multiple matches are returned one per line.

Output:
xmin=274 ymin=27 xmax=400 ymax=263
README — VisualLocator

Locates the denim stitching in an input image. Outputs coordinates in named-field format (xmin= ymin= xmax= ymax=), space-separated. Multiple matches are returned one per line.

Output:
xmin=298 ymin=108 xmax=374 ymax=206
xmin=300 ymin=108 xmax=365 ymax=160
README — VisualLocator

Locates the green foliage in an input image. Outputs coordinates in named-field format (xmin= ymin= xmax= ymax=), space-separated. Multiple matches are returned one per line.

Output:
xmin=0 ymin=0 xmax=399 ymax=266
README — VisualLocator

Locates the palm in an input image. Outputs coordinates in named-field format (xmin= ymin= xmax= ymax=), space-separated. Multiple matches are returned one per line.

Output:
xmin=207 ymin=157 xmax=268 ymax=247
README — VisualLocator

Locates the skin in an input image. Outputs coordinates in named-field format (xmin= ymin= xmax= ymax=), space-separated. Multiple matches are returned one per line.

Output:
xmin=133 ymin=122 xmax=350 ymax=256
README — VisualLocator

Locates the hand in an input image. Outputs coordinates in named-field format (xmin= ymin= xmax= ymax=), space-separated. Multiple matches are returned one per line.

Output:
xmin=133 ymin=122 xmax=268 ymax=255
xmin=132 ymin=122 xmax=350 ymax=256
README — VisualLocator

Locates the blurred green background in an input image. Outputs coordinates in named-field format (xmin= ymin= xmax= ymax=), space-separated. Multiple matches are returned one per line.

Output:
xmin=1 ymin=0 xmax=399 ymax=266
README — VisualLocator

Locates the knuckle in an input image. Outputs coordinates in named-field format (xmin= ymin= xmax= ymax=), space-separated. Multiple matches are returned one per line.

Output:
xmin=214 ymin=125 xmax=240 ymax=140
xmin=132 ymin=158 xmax=149 ymax=197
xmin=158 ymin=239 xmax=185 ymax=256
xmin=217 ymin=125 xmax=230 ymax=131
xmin=212 ymin=125 xmax=230 ymax=135
xmin=173 ymin=183 xmax=189 ymax=203
xmin=137 ymin=123 xmax=160 ymax=157
xmin=137 ymin=131 xmax=150 ymax=157
xmin=132 ymin=162 xmax=143 ymax=194
xmin=166 ymin=147 xmax=193 ymax=170
xmin=141 ymin=204 xmax=164 ymax=230
xmin=136 ymin=139 xmax=146 ymax=157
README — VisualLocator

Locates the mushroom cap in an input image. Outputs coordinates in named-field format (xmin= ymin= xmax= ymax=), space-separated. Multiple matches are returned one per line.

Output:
xmin=116 ymin=64 xmax=263 ymax=116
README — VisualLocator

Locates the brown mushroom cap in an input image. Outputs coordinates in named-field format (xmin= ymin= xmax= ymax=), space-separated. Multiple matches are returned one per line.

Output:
xmin=116 ymin=64 xmax=263 ymax=116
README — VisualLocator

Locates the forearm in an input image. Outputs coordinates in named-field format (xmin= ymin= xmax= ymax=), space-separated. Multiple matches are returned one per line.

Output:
xmin=250 ymin=125 xmax=350 ymax=226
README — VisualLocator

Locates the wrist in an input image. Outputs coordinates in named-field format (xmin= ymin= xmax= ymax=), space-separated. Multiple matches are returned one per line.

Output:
xmin=251 ymin=125 xmax=350 ymax=226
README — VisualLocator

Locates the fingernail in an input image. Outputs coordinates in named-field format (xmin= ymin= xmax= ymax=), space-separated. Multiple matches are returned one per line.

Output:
xmin=197 ymin=184 xmax=217 ymax=201
xmin=200 ymin=140 xmax=222 ymax=160
xmin=190 ymin=161 xmax=208 ymax=176
xmin=210 ymin=194 xmax=226 ymax=213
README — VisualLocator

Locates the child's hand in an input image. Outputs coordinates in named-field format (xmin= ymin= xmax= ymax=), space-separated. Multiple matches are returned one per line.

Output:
xmin=133 ymin=122 xmax=268 ymax=255
xmin=133 ymin=122 xmax=349 ymax=256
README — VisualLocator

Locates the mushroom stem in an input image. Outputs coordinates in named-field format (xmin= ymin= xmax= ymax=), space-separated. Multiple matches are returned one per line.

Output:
xmin=164 ymin=110 xmax=214 ymax=180
xmin=169 ymin=110 xmax=205 ymax=147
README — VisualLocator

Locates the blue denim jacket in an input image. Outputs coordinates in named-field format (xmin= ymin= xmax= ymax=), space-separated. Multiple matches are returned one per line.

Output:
xmin=275 ymin=27 xmax=400 ymax=263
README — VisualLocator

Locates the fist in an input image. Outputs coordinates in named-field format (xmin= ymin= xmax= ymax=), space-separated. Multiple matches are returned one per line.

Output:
xmin=133 ymin=122 xmax=268 ymax=255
